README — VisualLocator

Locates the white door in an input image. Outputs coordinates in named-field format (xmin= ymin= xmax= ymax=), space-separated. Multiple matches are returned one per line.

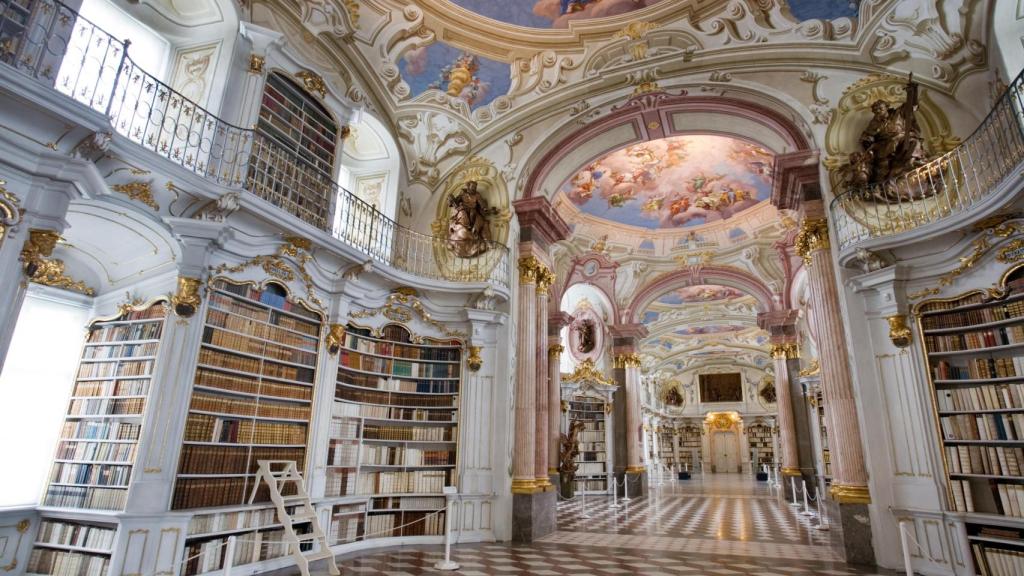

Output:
xmin=712 ymin=432 xmax=738 ymax=473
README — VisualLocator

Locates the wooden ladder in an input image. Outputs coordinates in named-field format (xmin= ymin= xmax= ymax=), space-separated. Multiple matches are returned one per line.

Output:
xmin=250 ymin=460 xmax=339 ymax=576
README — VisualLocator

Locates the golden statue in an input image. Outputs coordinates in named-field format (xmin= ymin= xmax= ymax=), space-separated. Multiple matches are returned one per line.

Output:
xmin=446 ymin=180 xmax=497 ymax=258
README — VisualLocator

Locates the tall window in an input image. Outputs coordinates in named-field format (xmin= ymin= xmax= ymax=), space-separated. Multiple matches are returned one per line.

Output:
xmin=248 ymin=72 xmax=339 ymax=230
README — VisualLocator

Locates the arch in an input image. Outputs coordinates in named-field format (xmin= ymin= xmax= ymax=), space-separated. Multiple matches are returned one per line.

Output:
xmin=624 ymin=265 xmax=778 ymax=324
xmin=339 ymin=111 xmax=402 ymax=221
xmin=523 ymin=92 xmax=813 ymax=201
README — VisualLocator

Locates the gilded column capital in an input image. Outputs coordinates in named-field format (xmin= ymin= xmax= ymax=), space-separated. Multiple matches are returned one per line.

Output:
xmin=536 ymin=267 xmax=555 ymax=295
xmin=769 ymin=343 xmax=799 ymax=359
xmin=467 ymin=345 xmax=482 ymax=372
xmin=614 ymin=353 xmax=642 ymax=369
xmin=886 ymin=315 xmax=912 ymax=348
xmin=794 ymin=218 xmax=830 ymax=265
xmin=548 ymin=344 xmax=564 ymax=358
xmin=171 ymin=276 xmax=203 ymax=318
xmin=326 ymin=324 xmax=346 ymax=356
xmin=518 ymin=255 xmax=540 ymax=284
xmin=20 ymin=229 xmax=60 ymax=276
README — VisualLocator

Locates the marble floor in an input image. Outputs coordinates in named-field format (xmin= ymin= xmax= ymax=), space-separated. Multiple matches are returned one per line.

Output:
xmin=323 ymin=473 xmax=891 ymax=575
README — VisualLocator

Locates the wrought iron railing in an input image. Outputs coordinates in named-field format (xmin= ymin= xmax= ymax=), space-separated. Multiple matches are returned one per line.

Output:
xmin=830 ymin=69 xmax=1024 ymax=250
xmin=0 ymin=0 xmax=509 ymax=287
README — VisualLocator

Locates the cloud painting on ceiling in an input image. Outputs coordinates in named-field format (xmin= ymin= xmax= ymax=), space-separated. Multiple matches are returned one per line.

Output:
xmin=562 ymin=135 xmax=774 ymax=228
xmin=674 ymin=325 xmax=743 ymax=336
xmin=655 ymin=285 xmax=748 ymax=305
xmin=448 ymin=0 xmax=667 ymax=29
xmin=400 ymin=43 xmax=511 ymax=109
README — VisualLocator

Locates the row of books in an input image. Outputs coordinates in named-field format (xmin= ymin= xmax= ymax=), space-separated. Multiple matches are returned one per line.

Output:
xmin=336 ymin=386 xmax=457 ymax=408
xmin=933 ymin=358 xmax=1024 ymax=380
xmin=972 ymin=539 xmax=1024 ymax=575
xmin=576 ymin=462 xmax=606 ymax=475
xmin=363 ymin=424 xmax=454 ymax=442
xmin=55 ymin=440 xmax=136 ymax=463
xmin=940 ymin=413 xmax=1024 ymax=441
xmin=86 ymin=321 xmax=162 ymax=344
xmin=60 ymin=421 xmax=140 ymax=441
xmin=370 ymin=496 xmax=446 ymax=510
xmin=576 ymin=451 xmax=607 ymax=462
xmin=194 ymin=367 xmax=311 ymax=401
xmin=338 ymin=371 xmax=459 ymax=395
xmin=573 ymin=479 xmax=608 ymax=492
xmin=331 ymin=400 xmax=455 ymax=422
xmin=327 ymin=441 xmax=359 ymax=467
xmin=183 ymin=528 xmax=293 ymax=576
xmin=365 ymin=510 xmax=445 ymax=538
xmin=359 ymin=445 xmax=455 ymax=466
xmin=203 ymin=326 xmax=317 ymax=367
xmin=356 ymin=470 xmax=449 ymax=494
xmin=921 ymin=297 xmax=1024 ymax=330
xmin=213 ymin=281 xmax=321 ymax=324
xmin=341 ymin=333 xmax=460 ymax=361
xmin=43 ymin=486 xmax=126 ymax=510
xmin=569 ymin=401 xmax=605 ymax=412
xmin=206 ymin=307 xmax=317 ymax=351
xmin=922 ymin=294 xmax=989 ymax=314
xmin=172 ymin=477 xmax=251 ymax=510
xmin=946 ymin=444 xmax=1024 ymax=476
xmin=330 ymin=513 xmax=364 ymax=544
xmin=340 ymin=351 xmax=459 ymax=379
xmin=925 ymin=325 xmax=1024 ymax=352
xmin=82 ymin=342 xmax=159 ymax=359
xmin=183 ymin=413 xmax=308 ymax=445
xmin=197 ymin=348 xmax=314 ymax=385
xmin=188 ymin=505 xmax=298 ymax=536
xmin=579 ymin=430 xmax=606 ymax=442
xmin=577 ymin=442 xmax=605 ymax=452
xmin=937 ymin=383 xmax=1024 ymax=412
xmin=190 ymin=391 xmax=310 ymax=421
xmin=72 ymin=378 xmax=149 ymax=398
xmin=28 ymin=548 xmax=111 ymax=576
xmin=36 ymin=520 xmax=115 ymax=550
xmin=51 ymin=462 xmax=131 ymax=487
xmin=951 ymin=480 xmax=1024 ymax=518
xmin=76 ymin=359 xmax=153 ymax=379
xmin=177 ymin=445 xmax=305 ymax=475
xmin=67 ymin=397 xmax=144 ymax=417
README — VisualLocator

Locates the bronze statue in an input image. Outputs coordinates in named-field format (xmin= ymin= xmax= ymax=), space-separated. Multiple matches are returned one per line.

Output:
xmin=845 ymin=75 xmax=930 ymax=203
xmin=576 ymin=318 xmax=596 ymax=354
xmin=558 ymin=420 xmax=586 ymax=492
xmin=664 ymin=386 xmax=683 ymax=407
xmin=446 ymin=180 xmax=496 ymax=258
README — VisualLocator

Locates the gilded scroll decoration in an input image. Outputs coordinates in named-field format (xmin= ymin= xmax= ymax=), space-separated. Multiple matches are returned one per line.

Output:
xmin=210 ymin=236 xmax=323 ymax=309
xmin=29 ymin=258 xmax=95 ymax=295
xmin=170 ymin=276 xmax=202 ymax=318
xmin=111 ymin=180 xmax=160 ymax=211
xmin=0 ymin=179 xmax=22 ymax=249
xmin=349 ymin=290 xmax=466 ymax=339
xmin=886 ymin=314 xmax=912 ymax=348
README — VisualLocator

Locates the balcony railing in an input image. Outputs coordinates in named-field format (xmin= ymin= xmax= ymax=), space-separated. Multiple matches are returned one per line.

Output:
xmin=0 ymin=0 xmax=509 ymax=287
xmin=830 ymin=68 xmax=1024 ymax=251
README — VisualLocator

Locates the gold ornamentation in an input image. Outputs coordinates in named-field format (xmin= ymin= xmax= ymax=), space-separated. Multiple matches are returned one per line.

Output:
xmin=30 ymin=258 xmax=95 ymax=295
xmin=349 ymin=290 xmax=466 ymax=339
xmin=467 ymin=346 xmax=482 ymax=372
xmin=830 ymin=483 xmax=872 ymax=504
xmin=782 ymin=467 xmax=802 ymax=477
xmin=613 ymin=21 xmax=658 ymax=41
xmin=769 ymin=343 xmax=799 ymax=359
xmin=170 ymin=276 xmax=201 ymax=318
xmin=343 ymin=0 xmax=360 ymax=28
xmin=111 ymin=180 xmax=159 ymax=211
xmin=625 ymin=465 xmax=646 ymax=474
xmin=295 ymin=71 xmax=327 ymax=98
xmin=563 ymin=359 xmax=614 ymax=387
xmin=15 ymin=519 xmax=29 ymax=533
xmin=705 ymin=411 xmax=739 ymax=431
xmin=20 ymin=229 xmax=60 ymax=277
xmin=560 ymin=399 xmax=569 ymax=413
xmin=211 ymin=236 xmax=324 ymax=309
xmin=0 ymin=179 xmax=23 ymax=250
xmin=798 ymin=359 xmax=821 ymax=377
xmin=518 ymin=255 xmax=540 ymax=284
xmin=327 ymin=323 xmax=345 ymax=355
xmin=511 ymin=478 xmax=539 ymax=494
xmin=794 ymin=218 xmax=830 ymax=265
xmin=886 ymin=315 xmax=912 ymax=348
xmin=548 ymin=344 xmax=564 ymax=358
xmin=536 ymin=267 xmax=556 ymax=296
xmin=613 ymin=353 xmax=642 ymax=369
xmin=908 ymin=287 xmax=940 ymax=301
xmin=248 ymin=54 xmax=265 ymax=74
xmin=996 ymin=238 xmax=1024 ymax=264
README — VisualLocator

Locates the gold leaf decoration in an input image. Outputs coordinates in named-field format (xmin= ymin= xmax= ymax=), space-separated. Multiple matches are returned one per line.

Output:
xmin=210 ymin=236 xmax=323 ymax=309
xmin=111 ymin=180 xmax=159 ymax=211
xmin=30 ymin=258 xmax=95 ymax=295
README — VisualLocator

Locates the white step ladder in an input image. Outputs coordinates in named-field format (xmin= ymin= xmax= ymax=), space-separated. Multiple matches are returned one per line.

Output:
xmin=250 ymin=460 xmax=339 ymax=576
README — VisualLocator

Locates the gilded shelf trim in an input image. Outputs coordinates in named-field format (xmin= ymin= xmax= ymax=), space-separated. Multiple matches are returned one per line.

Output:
xmin=349 ymin=290 xmax=467 ymax=339
xmin=562 ymin=358 xmax=615 ymax=388
xmin=210 ymin=236 xmax=324 ymax=310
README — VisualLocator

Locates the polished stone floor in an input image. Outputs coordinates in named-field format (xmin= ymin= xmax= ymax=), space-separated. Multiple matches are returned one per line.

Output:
xmin=326 ymin=473 xmax=890 ymax=575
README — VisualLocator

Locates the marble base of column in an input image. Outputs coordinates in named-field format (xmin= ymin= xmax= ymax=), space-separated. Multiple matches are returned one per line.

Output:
xmin=615 ymin=469 xmax=648 ymax=499
xmin=823 ymin=499 xmax=876 ymax=566
xmin=511 ymin=490 xmax=556 ymax=543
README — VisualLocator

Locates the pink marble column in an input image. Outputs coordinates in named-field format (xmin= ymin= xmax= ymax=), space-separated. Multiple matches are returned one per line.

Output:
xmin=770 ymin=342 xmax=801 ymax=477
xmin=513 ymin=256 xmax=539 ymax=494
xmin=548 ymin=343 xmax=564 ymax=475
xmin=797 ymin=217 xmax=870 ymax=503
xmin=534 ymin=266 xmax=554 ymax=488
xmin=618 ymin=353 xmax=645 ymax=473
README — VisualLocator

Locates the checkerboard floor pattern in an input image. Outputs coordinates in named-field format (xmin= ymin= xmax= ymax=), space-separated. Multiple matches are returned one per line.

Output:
xmin=309 ymin=474 xmax=893 ymax=575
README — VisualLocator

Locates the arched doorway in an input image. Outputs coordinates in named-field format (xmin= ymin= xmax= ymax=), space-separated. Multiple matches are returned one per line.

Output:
xmin=704 ymin=411 xmax=745 ymax=473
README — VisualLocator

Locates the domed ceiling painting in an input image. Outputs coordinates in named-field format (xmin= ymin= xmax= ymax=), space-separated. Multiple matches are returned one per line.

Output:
xmin=447 ymin=1 xmax=858 ymax=29
xmin=560 ymin=135 xmax=774 ymax=229
xmin=400 ymin=43 xmax=511 ymax=109
xmin=656 ymin=284 xmax=747 ymax=305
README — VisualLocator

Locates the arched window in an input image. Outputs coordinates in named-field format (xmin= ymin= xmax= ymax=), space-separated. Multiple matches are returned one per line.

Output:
xmin=248 ymin=72 xmax=339 ymax=229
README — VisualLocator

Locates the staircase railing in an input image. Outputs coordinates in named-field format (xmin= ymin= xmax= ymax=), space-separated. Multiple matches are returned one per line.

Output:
xmin=829 ymin=69 xmax=1024 ymax=251
xmin=0 ymin=0 xmax=509 ymax=287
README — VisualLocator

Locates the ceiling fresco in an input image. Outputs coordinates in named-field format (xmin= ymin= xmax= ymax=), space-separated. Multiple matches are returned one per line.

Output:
xmin=674 ymin=325 xmax=744 ymax=336
xmin=446 ymin=1 xmax=858 ymax=29
xmin=447 ymin=0 xmax=667 ymax=29
xmin=400 ymin=43 xmax=511 ymax=109
xmin=654 ymin=284 xmax=748 ymax=305
xmin=560 ymin=135 xmax=774 ymax=229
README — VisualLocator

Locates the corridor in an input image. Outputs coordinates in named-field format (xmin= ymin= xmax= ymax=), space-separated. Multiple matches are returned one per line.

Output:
xmin=328 ymin=474 xmax=891 ymax=575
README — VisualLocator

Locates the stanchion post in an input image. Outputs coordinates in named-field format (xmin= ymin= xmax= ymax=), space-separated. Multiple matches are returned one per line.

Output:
xmin=816 ymin=487 xmax=830 ymax=531
xmin=434 ymin=487 xmax=460 ymax=570
xmin=223 ymin=535 xmax=236 ymax=576
xmin=789 ymin=476 xmax=800 ymax=505
xmin=801 ymin=480 xmax=813 ymax=516
xmin=622 ymin=473 xmax=632 ymax=503
xmin=898 ymin=519 xmax=915 ymax=576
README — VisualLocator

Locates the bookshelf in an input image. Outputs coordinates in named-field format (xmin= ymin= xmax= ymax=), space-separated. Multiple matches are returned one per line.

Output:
xmin=658 ymin=428 xmax=677 ymax=469
xmin=747 ymin=423 xmax=775 ymax=468
xmin=249 ymin=72 xmax=338 ymax=230
xmin=917 ymin=266 xmax=1024 ymax=575
xmin=568 ymin=396 xmax=610 ymax=494
xmin=0 ymin=0 xmax=36 ymax=68
xmin=180 ymin=506 xmax=315 ymax=576
xmin=172 ymin=279 xmax=322 ymax=511
xmin=328 ymin=323 xmax=460 ymax=539
xmin=817 ymin=389 xmax=831 ymax=481
xmin=43 ymin=303 xmax=167 ymax=512
xmin=678 ymin=424 xmax=702 ymax=471
xmin=27 ymin=519 xmax=117 ymax=576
